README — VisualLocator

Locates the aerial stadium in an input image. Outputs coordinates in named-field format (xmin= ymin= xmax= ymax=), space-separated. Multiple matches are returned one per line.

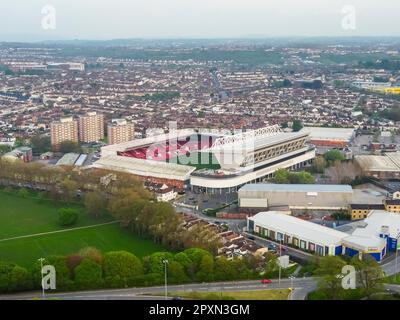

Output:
xmin=94 ymin=125 xmax=316 ymax=193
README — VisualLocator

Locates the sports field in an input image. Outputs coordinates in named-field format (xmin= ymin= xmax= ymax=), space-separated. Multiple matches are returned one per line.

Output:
xmin=0 ymin=191 xmax=165 ymax=267
xmin=169 ymin=152 xmax=221 ymax=170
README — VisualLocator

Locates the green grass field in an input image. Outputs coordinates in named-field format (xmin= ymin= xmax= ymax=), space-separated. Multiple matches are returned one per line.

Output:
xmin=0 ymin=191 xmax=166 ymax=267
xmin=0 ymin=192 xmax=112 ymax=239
xmin=169 ymin=152 xmax=221 ymax=170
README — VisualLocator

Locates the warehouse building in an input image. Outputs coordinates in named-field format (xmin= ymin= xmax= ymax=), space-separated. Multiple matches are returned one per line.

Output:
xmin=355 ymin=153 xmax=400 ymax=179
xmin=238 ymin=183 xmax=353 ymax=211
xmin=247 ymin=211 xmax=387 ymax=261
xmin=301 ymin=127 xmax=356 ymax=148
xmin=351 ymin=210 xmax=400 ymax=253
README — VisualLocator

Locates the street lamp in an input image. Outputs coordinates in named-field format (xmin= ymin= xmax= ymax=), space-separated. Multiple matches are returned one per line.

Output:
xmin=162 ymin=259 xmax=169 ymax=300
xmin=289 ymin=276 xmax=295 ymax=300
xmin=395 ymin=248 xmax=398 ymax=282
xmin=278 ymin=239 xmax=283 ymax=285
xmin=38 ymin=258 xmax=46 ymax=300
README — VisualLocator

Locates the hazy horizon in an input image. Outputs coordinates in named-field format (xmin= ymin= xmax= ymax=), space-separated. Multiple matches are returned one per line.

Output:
xmin=1 ymin=0 xmax=400 ymax=41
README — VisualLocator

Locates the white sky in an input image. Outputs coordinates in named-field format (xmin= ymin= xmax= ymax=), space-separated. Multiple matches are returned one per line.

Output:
xmin=1 ymin=0 xmax=399 ymax=40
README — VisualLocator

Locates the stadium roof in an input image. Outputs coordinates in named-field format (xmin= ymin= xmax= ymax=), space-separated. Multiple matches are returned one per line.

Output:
xmin=249 ymin=211 xmax=346 ymax=246
xmin=239 ymin=183 xmax=353 ymax=193
xmin=209 ymin=131 xmax=308 ymax=153
xmin=93 ymin=155 xmax=196 ymax=181
xmin=301 ymin=127 xmax=355 ymax=141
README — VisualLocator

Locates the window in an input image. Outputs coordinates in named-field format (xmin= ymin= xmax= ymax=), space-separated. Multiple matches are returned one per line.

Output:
xmin=316 ymin=245 xmax=324 ymax=256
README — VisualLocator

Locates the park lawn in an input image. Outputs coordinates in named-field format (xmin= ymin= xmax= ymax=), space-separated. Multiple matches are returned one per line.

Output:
xmin=0 ymin=191 xmax=113 ymax=239
xmin=153 ymin=289 xmax=290 ymax=300
xmin=0 ymin=224 xmax=166 ymax=267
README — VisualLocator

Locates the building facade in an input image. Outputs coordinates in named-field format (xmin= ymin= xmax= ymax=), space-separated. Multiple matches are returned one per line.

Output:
xmin=50 ymin=117 xmax=79 ymax=151
xmin=78 ymin=112 xmax=104 ymax=143
xmin=107 ymin=119 xmax=135 ymax=145
xmin=239 ymin=184 xmax=353 ymax=211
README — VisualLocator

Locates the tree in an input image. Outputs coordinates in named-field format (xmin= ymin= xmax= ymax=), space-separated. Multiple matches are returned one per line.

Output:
xmin=312 ymin=156 xmax=327 ymax=173
xmin=316 ymin=256 xmax=347 ymax=300
xmin=324 ymin=150 xmax=345 ymax=166
xmin=214 ymin=257 xmax=237 ymax=281
xmin=196 ymin=254 xmax=214 ymax=282
xmin=0 ymin=262 xmax=32 ymax=293
xmin=59 ymin=140 xmax=81 ymax=154
xmin=30 ymin=135 xmax=51 ymax=155
xmin=168 ymin=261 xmax=190 ymax=284
xmin=57 ymin=208 xmax=79 ymax=226
xmin=78 ymin=247 xmax=103 ymax=265
xmin=292 ymin=120 xmax=303 ymax=132
xmin=290 ymin=171 xmax=315 ymax=184
xmin=264 ymin=252 xmax=279 ymax=276
xmin=31 ymin=256 xmax=73 ymax=290
xmin=0 ymin=144 xmax=12 ymax=155
xmin=74 ymin=258 xmax=103 ymax=290
xmin=350 ymin=255 xmax=384 ymax=298
xmin=143 ymin=252 xmax=175 ymax=275
xmin=103 ymin=251 xmax=144 ymax=283
xmin=84 ymin=191 xmax=107 ymax=218
xmin=13 ymin=137 xmax=26 ymax=148
xmin=274 ymin=168 xmax=290 ymax=184
xmin=8 ymin=266 xmax=32 ymax=292
xmin=59 ymin=178 xmax=78 ymax=203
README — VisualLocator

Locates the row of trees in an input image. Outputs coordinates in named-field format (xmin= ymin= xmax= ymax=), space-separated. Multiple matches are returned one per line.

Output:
xmin=106 ymin=188 xmax=222 ymax=254
xmin=0 ymin=157 xmax=149 ymax=202
xmin=0 ymin=247 xmax=281 ymax=293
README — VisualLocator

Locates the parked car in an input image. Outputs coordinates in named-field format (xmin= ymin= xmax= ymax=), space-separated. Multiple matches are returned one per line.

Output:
xmin=261 ymin=279 xmax=272 ymax=284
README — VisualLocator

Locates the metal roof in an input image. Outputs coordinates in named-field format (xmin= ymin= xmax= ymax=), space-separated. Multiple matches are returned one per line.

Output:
xmin=249 ymin=211 xmax=346 ymax=246
xmin=93 ymin=155 xmax=196 ymax=181
xmin=240 ymin=183 xmax=353 ymax=193
xmin=301 ymin=127 xmax=355 ymax=141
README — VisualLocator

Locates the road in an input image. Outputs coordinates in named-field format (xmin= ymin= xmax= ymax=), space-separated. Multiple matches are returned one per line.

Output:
xmin=0 ymin=277 xmax=317 ymax=300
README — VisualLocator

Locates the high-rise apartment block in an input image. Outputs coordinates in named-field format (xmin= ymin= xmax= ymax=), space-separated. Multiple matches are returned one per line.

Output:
xmin=107 ymin=119 xmax=135 ymax=145
xmin=50 ymin=117 xmax=79 ymax=151
xmin=78 ymin=112 xmax=105 ymax=143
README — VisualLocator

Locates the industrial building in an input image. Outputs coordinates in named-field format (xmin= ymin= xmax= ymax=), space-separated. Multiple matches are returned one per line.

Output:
xmin=247 ymin=211 xmax=389 ymax=262
xmin=301 ymin=127 xmax=356 ymax=148
xmin=355 ymin=153 xmax=400 ymax=179
xmin=238 ymin=183 xmax=353 ymax=211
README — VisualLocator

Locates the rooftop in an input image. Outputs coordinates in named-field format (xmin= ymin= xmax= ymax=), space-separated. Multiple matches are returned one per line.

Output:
xmin=301 ymin=126 xmax=355 ymax=141
xmin=93 ymin=154 xmax=196 ymax=181
xmin=239 ymin=183 xmax=353 ymax=193
xmin=355 ymin=153 xmax=400 ymax=172
xmin=249 ymin=211 xmax=347 ymax=245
